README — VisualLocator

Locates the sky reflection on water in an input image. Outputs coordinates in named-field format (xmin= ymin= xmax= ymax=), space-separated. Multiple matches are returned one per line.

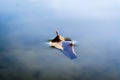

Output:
xmin=0 ymin=0 xmax=120 ymax=80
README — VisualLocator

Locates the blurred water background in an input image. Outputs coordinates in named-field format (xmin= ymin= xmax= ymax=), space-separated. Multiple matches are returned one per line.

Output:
xmin=0 ymin=0 xmax=120 ymax=80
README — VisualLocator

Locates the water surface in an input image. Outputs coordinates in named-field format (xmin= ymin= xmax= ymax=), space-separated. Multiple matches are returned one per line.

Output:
xmin=0 ymin=0 xmax=120 ymax=80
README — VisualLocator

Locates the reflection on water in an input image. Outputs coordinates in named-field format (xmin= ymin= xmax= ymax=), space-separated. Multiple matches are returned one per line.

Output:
xmin=0 ymin=0 xmax=120 ymax=80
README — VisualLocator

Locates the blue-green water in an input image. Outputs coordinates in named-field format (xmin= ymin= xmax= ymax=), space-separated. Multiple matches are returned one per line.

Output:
xmin=0 ymin=0 xmax=120 ymax=80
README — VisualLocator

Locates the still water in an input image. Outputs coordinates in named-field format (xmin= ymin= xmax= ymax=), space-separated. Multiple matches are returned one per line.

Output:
xmin=0 ymin=0 xmax=120 ymax=80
